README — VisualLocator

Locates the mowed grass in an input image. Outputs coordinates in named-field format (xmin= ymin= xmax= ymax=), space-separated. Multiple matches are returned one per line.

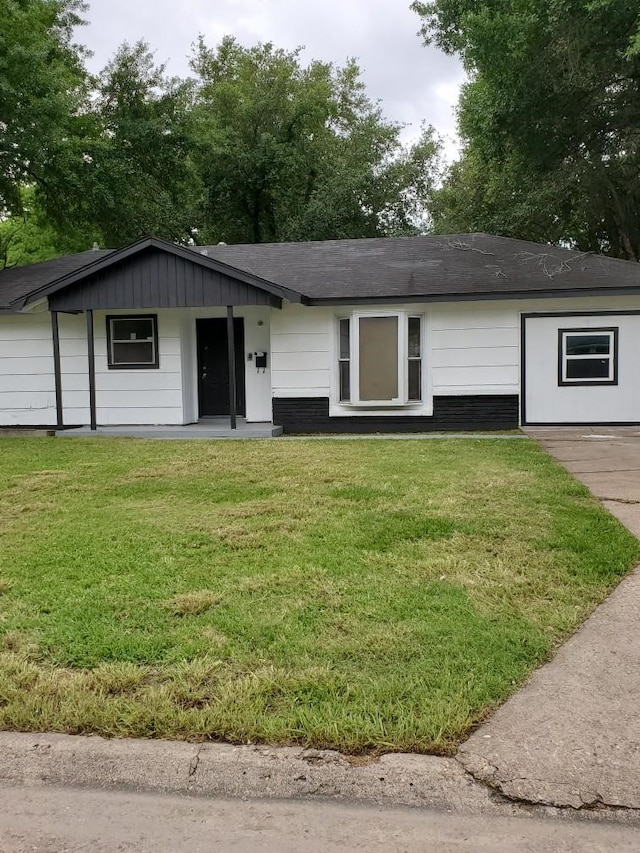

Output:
xmin=0 ymin=437 xmax=637 ymax=754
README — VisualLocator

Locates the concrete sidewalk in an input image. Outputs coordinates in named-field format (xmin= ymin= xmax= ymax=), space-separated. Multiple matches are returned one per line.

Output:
xmin=458 ymin=428 xmax=640 ymax=809
xmin=526 ymin=427 xmax=640 ymax=536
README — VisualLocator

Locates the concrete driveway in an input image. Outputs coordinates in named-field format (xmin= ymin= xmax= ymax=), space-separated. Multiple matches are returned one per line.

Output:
xmin=458 ymin=427 xmax=640 ymax=810
xmin=527 ymin=427 xmax=640 ymax=536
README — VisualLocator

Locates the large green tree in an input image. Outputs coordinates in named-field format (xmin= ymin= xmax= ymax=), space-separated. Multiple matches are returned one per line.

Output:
xmin=41 ymin=41 xmax=202 ymax=247
xmin=413 ymin=0 xmax=640 ymax=259
xmin=0 ymin=187 xmax=96 ymax=269
xmin=2 ymin=17 xmax=442 ymax=261
xmin=1 ymin=5 xmax=200 ymax=254
xmin=0 ymin=0 xmax=87 ymax=215
xmin=190 ymin=37 xmax=440 ymax=243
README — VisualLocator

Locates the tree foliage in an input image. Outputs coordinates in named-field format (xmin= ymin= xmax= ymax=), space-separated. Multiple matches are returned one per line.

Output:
xmin=1 ymin=11 xmax=442 ymax=262
xmin=41 ymin=41 xmax=202 ymax=247
xmin=0 ymin=187 xmax=97 ymax=269
xmin=190 ymin=37 xmax=440 ymax=244
xmin=0 ymin=0 xmax=87 ymax=214
xmin=413 ymin=0 xmax=640 ymax=259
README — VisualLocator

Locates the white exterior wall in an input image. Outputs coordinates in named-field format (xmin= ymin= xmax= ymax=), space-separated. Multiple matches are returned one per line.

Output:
xmin=242 ymin=307 xmax=272 ymax=422
xmin=271 ymin=295 xmax=640 ymax=422
xmin=4 ymin=293 xmax=640 ymax=427
xmin=429 ymin=307 xmax=519 ymax=396
xmin=271 ymin=304 xmax=332 ymax=398
xmin=270 ymin=302 xmax=522 ymax=415
xmin=0 ymin=309 xmax=185 ymax=426
xmin=91 ymin=309 xmax=184 ymax=425
xmin=524 ymin=312 xmax=640 ymax=424
xmin=0 ymin=306 xmax=274 ymax=427
xmin=0 ymin=312 xmax=58 ymax=425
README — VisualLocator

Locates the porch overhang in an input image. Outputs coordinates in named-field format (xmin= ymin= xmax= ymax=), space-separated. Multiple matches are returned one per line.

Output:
xmin=17 ymin=236 xmax=304 ymax=312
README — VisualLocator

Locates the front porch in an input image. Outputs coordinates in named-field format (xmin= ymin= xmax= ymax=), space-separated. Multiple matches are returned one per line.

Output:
xmin=36 ymin=237 xmax=302 ymax=434
xmin=56 ymin=418 xmax=283 ymax=440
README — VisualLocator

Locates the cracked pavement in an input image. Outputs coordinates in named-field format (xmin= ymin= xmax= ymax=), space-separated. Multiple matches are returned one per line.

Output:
xmin=457 ymin=568 xmax=640 ymax=810
xmin=3 ymin=786 xmax=640 ymax=853
xmin=456 ymin=428 xmax=640 ymax=811
xmin=0 ymin=734 xmax=500 ymax=815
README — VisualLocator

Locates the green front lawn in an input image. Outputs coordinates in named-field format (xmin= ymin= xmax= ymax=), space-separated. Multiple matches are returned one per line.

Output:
xmin=0 ymin=437 xmax=637 ymax=753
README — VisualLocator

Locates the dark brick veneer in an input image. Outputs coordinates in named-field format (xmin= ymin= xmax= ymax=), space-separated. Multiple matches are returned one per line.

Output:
xmin=272 ymin=396 xmax=519 ymax=434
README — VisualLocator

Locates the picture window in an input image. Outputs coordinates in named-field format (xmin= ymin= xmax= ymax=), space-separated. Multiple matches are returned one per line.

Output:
xmin=338 ymin=313 xmax=423 ymax=405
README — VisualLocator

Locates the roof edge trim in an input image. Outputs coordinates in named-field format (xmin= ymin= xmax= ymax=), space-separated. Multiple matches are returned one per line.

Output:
xmin=304 ymin=286 xmax=640 ymax=306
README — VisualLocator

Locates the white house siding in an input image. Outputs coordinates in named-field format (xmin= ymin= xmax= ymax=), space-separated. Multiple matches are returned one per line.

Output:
xmin=0 ymin=309 xmax=185 ymax=426
xmin=270 ymin=302 xmax=521 ymax=413
xmin=0 ymin=312 xmax=57 ymax=425
xmin=270 ymin=304 xmax=332 ymax=398
xmin=90 ymin=309 xmax=184 ymax=425
xmin=0 ymin=306 xmax=274 ymax=428
xmin=4 ymin=293 xmax=640 ymax=429
xmin=428 ymin=307 xmax=520 ymax=396
xmin=242 ymin=307 xmax=272 ymax=422
xmin=179 ymin=314 xmax=197 ymax=424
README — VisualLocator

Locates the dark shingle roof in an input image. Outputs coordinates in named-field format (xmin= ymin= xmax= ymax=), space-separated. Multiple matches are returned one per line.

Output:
xmin=1 ymin=234 xmax=640 ymax=311
xmin=201 ymin=234 xmax=640 ymax=301
xmin=0 ymin=250 xmax=114 ymax=309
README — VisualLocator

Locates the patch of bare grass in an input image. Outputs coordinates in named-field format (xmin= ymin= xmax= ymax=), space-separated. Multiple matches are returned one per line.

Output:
xmin=1 ymin=631 xmax=39 ymax=657
xmin=165 ymin=591 xmax=221 ymax=617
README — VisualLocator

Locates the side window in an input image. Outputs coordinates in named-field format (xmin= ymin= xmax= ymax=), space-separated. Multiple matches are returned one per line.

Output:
xmin=559 ymin=328 xmax=617 ymax=385
xmin=338 ymin=317 xmax=351 ymax=402
xmin=407 ymin=316 xmax=422 ymax=402
xmin=107 ymin=315 xmax=159 ymax=369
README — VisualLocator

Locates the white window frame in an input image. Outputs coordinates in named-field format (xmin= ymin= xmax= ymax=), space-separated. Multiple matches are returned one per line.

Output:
xmin=407 ymin=315 xmax=423 ymax=403
xmin=559 ymin=327 xmax=618 ymax=386
xmin=336 ymin=311 xmax=425 ymax=408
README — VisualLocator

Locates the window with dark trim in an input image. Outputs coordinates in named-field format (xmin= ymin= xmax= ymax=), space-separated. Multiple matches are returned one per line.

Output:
xmin=107 ymin=315 xmax=159 ymax=369
xmin=558 ymin=327 xmax=618 ymax=386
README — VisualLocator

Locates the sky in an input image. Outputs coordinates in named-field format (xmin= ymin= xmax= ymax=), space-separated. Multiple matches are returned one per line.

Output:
xmin=77 ymin=0 xmax=466 ymax=160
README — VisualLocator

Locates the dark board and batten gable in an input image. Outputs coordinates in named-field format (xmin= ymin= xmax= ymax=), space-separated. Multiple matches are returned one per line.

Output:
xmin=3 ymin=237 xmax=303 ymax=313
xmin=48 ymin=248 xmax=283 ymax=311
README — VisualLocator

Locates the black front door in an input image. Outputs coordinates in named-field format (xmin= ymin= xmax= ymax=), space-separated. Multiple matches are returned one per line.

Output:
xmin=197 ymin=318 xmax=246 ymax=417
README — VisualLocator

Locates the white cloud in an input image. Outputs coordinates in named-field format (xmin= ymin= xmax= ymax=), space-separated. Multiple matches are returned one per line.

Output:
xmin=79 ymin=0 xmax=465 ymax=158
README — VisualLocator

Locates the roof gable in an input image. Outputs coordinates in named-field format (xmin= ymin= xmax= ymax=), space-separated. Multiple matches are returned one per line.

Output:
xmin=10 ymin=237 xmax=303 ymax=312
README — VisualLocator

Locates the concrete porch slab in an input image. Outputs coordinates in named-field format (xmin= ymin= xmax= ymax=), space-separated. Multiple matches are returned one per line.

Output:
xmin=56 ymin=419 xmax=283 ymax=439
